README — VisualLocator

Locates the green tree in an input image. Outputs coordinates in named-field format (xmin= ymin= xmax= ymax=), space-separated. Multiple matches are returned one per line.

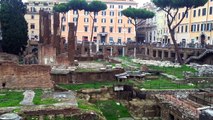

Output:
xmin=122 ymin=8 xmax=155 ymax=42
xmin=0 ymin=0 xmax=28 ymax=55
xmin=67 ymin=0 xmax=88 ymax=37
xmin=152 ymin=0 xmax=208 ymax=64
xmin=87 ymin=0 xmax=107 ymax=56
xmin=53 ymin=3 xmax=69 ymax=35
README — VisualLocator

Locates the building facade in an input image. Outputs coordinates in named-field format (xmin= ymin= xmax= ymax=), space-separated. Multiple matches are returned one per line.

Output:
xmin=24 ymin=0 xmax=68 ymax=41
xmin=175 ymin=0 xmax=213 ymax=47
xmin=61 ymin=0 xmax=138 ymax=44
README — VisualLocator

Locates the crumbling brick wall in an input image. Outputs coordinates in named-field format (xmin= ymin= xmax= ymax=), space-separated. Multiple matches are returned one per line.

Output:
xmin=0 ymin=62 xmax=53 ymax=89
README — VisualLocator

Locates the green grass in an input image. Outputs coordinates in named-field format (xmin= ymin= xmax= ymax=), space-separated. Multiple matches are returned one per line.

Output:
xmin=33 ymin=89 xmax=58 ymax=105
xmin=141 ymin=77 xmax=196 ymax=89
xmin=59 ymin=82 xmax=116 ymax=91
xmin=96 ymin=100 xmax=131 ymax=120
xmin=0 ymin=90 xmax=24 ymax=107
xmin=76 ymin=68 xmax=99 ymax=72
xmin=148 ymin=65 xmax=197 ymax=79
xmin=78 ymin=99 xmax=102 ymax=114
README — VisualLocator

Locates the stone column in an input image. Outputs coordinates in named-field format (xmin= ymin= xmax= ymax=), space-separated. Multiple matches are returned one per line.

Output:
xmin=122 ymin=47 xmax=125 ymax=57
xmin=96 ymin=40 xmax=99 ymax=53
xmin=68 ymin=23 xmax=75 ymax=65
xmin=162 ymin=50 xmax=165 ymax=60
xmin=168 ymin=51 xmax=171 ymax=58
xmin=134 ymin=48 xmax=136 ymax=58
xmin=145 ymin=47 xmax=148 ymax=56
xmin=110 ymin=47 xmax=113 ymax=57
xmin=53 ymin=12 xmax=60 ymax=55
xmin=156 ymin=50 xmax=159 ymax=58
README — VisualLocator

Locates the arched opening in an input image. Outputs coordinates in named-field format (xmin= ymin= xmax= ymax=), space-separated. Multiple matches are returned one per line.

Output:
xmin=200 ymin=34 xmax=206 ymax=48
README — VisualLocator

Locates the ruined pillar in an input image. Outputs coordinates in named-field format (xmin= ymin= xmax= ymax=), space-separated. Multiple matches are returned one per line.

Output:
xmin=110 ymin=46 xmax=113 ymax=57
xmin=96 ymin=40 xmax=99 ymax=53
xmin=81 ymin=41 xmax=85 ymax=56
xmin=53 ymin=12 xmax=61 ymax=55
xmin=134 ymin=48 xmax=136 ymax=58
xmin=162 ymin=50 xmax=165 ymax=60
xmin=68 ymin=23 xmax=75 ymax=65
xmin=39 ymin=10 xmax=51 ymax=45
xmin=122 ymin=47 xmax=125 ymax=57
xmin=145 ymin=47 xmax=148 ymax=56
xmin=156 ymin=50 xmax=159 ymax=58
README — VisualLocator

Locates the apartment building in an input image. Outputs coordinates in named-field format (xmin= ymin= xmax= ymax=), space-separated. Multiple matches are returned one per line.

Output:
xmin=175 ymin=0 xmax=213 ymax=46
xmin=24 ymin=0 xmax=68 ymax=41
xmin=61 ymin=0 xmax=138 ymax=44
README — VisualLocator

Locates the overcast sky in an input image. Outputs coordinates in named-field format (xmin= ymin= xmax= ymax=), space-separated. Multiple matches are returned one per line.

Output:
xmin=135 ymin=0 xmax=151 ymax=6
xmin=22 ymin=0 xmax=151 ymax=6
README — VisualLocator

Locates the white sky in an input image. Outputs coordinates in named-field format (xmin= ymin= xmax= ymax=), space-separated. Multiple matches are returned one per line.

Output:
xmin=135 ymin=0 xmax=151 ymax=7
xmin=22 ymin=0 xmax=151 ymax=6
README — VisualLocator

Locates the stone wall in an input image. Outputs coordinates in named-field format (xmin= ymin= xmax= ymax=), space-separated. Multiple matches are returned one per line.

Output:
xmin=0 ymin=62 xmax=53 ymax=89
xmin=51 ymin=69 xmax=124 ymax=84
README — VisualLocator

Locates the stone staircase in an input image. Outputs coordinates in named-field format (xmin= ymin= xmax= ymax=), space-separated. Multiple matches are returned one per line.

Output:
xmin=185 ymin=49 xmax=213 ymax=64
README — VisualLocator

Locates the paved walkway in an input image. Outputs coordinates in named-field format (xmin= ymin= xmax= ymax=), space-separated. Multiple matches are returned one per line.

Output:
xmin=20 ymin=90 xmax=35 ymax=106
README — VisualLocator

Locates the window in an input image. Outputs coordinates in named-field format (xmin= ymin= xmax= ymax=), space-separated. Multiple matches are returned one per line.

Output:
xmin=31 ymin=15 xmax=34 ymax=19
xmin=118 ymin=27 xmax=122 ymax=33
xmin=181 ymin=26 xmax=183 ymax=33
xmin=110 ymin=11 xmax=114 ymax=16
xmin=118 ymin=19 xmax=122 ymax=24
xmin=202 ymin=8 xmax=206 ymax=16
xmin=94 ymin=26 xmax=98 ymax=32
xmin=84 ymin=26 xmax=88 ymax=32
xmin=110 ymin=5 xmax=114 ymax=9
xmin=110 ymin=19 xmax=114 ymax=23
xmin=128 ymin=19 xmax=132 ymax=24
xmin=84 ymin=11 xmax=89 ymax=15
xmin=84 ymin=18 xmax=89 ymax=23
xmin=185 ymin=25 xmax=188 ymax=32
xmin=110 ymin=27 xmax=113 ymax=33
xmin=117 ymin=38 xmax=122 ymax=44
xmin=102 ymin=26 xmax=106 ymax=32
xmin=198 ymin=9 xmax=201 ymax=16
xmin=73 ymin=10 xmax=77 ymax=15
xmin=197 ymin=24 xmax=200 ymax=31
xmin=210 ymin=7 xmax=213 ymax=15
xmin=128 ymin=28 xmax=131 ymax=33
xmin=101 ymin=18 xmax=106 ymax=23
xmin=30 ymin=24 xmax=35 ymax=29
xmin=73 ymin=17 xmax=77 ymax=22
xmin=118 ymin=11 xmax=122 ymax=16
xmin=193 ymin=10 xmax=196 ymax=17
xmin=118 ymin=5 xmax=123 ymax=9
xmin=102 ymin=11 xmax=106 ymax=16
xmin=109 ymin=37 xmax=114 ymax=44
xmin=62 ymin=25 xmax=66 ymax=31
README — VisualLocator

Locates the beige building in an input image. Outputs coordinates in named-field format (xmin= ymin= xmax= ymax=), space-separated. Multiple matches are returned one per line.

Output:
xmin=61 ymin=0 xmax=138 ymax=44
xmin=175 ymin=0 xmax=213 ymax=46
xmin=24 ymin=0 xmax=68 ymax=41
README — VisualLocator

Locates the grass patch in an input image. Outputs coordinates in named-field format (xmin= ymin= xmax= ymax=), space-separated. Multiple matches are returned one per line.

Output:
xmin=33 ymin=89 xmax=58 ymax=105
xmin=78 ymin=99 xmax=102 ymax=114
xmin=0 ymin=90 xmax=23 ymax=107
xmin=141 ymin=77 xmax=196 ymax=89
xmin=76 ymin=68 xmax=99 ymax=72
xmin=148 ymin=65 xmax=197 ymax=79
xmin=96 ymin=100 xmax=131 ymax=120
xmin=59 ymin=82 xmax=116 ymax=91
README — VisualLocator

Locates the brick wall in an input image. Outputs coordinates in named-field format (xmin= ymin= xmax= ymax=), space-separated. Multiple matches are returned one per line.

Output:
xmin=0 ymin=62 xmax=53 ymax=89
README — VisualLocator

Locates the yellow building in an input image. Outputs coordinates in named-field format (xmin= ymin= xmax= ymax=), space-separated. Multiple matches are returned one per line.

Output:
xmin=25 ymin=0 xmax=68 ymax=41
xmin=62 ymin=0 xmax=138 ymax=44
xmin=175 ymin=0 xmax=213 ymax=46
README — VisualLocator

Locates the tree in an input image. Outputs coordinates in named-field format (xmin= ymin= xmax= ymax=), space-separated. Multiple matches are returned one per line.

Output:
xmin=53 ymin=3 xmax=69 ymax=35
xmin=87 ymin=1 xmax=107 ymax=56
xmin=152 ymin=0 xmax=208 ymax=64
xmin=0 ymin=0 xmax=28 ymax=55
xmin=67 ymin=0 xmax=88 ymax=37
xmin=122 ymin=8 xmax=155 ymax=43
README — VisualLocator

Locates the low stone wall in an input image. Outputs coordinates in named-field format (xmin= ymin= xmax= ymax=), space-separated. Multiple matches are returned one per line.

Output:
xmin=52 ymin=69 xmax=124 ymax=84
xmin=186 ymin=77 xmax=213 ymax=83
xmin=0 ymin=62 xmax=53 ymax=89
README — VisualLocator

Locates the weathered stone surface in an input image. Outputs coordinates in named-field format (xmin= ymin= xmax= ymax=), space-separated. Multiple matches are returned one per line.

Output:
xmin=0 ymin=62 xmax=53 ymax=89
xmin=68 ymin=23 xmax=75 ymax=66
